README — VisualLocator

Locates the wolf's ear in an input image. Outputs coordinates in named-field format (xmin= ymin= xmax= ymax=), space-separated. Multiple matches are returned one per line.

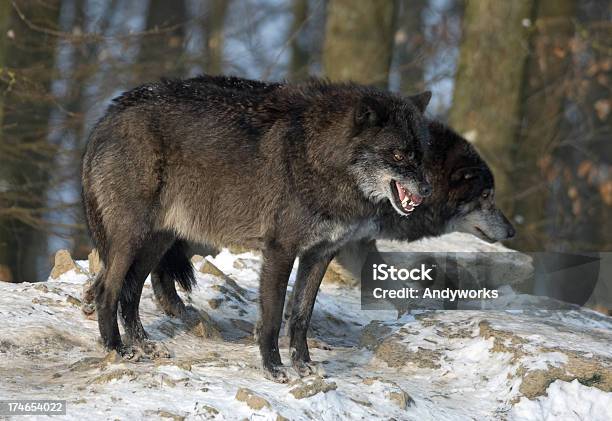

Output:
xmin=409 ymin=91 xmax=432 ymax=113
xmin=354 ymin=96 xmax=388 ymax=133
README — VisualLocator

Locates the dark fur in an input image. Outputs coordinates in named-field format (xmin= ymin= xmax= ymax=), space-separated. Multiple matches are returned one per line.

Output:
xmin=151 ymin=118 xmax=515 ymax=355
xmin=81 ymin=75 xmax=432 ymax=381
xmin=332 ymin=120 xmax=515 ymax=282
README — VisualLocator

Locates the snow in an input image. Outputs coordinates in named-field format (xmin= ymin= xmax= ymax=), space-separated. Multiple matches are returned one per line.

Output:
xmin=0 ymin=233 xmax=610 ymax=420
xmin=510 ymin=380 xmax=612 ymax=421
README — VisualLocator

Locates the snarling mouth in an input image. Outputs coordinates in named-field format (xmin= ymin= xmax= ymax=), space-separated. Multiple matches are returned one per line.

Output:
xmin=390 ymin=180 xmax=423 ymax=215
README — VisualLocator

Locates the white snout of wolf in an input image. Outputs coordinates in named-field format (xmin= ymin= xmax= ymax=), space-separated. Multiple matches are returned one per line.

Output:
xmin=81 ymin=75 xmax=433 ymax=382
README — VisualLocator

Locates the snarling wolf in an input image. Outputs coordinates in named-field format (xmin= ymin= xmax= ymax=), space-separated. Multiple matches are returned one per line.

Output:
xmin=81 ymin=75 xmax=433 ymax=381
xmin=333 ymin=119 xmax=516 ymax=281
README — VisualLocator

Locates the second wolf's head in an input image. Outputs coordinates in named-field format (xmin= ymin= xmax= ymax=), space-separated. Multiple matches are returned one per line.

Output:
xmin=346 ymin=90 xmax=433 ymax=217
xmin=428 ymin=121 xmax=515 ymax=242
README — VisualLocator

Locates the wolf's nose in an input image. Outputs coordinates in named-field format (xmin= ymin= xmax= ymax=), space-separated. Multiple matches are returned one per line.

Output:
xmin=418 ymin=182 xmax=432 ymax=197
xmin=506 ymin=225 xmax=516 ymax=239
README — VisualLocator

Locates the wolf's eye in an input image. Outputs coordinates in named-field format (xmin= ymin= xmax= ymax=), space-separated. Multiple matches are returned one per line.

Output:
xmin=464 ymin=173 xmax=474 ymax=180
xmin=393 ymin=151 xmax=404 ymax=161
xmin=482 ymin=191 xmax=489 ymax=199
xmin=407 ymin=151 xmax=415 ymax=160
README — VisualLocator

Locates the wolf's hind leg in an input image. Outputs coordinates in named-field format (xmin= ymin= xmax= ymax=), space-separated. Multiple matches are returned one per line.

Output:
xmin=288 ymin=247 xmax=334 ymax=377
xmin=151 ymin=240 xmax=196 ymax=319
xmin=95 ymin=245 xmax=137 ymax=358
xmin=119 ymin=232 xmax=175 ymax=358
xmin=256 ymin=243 xmax=295 ymax=383
xmin=151 ymin=269 xmax=187 ymax=318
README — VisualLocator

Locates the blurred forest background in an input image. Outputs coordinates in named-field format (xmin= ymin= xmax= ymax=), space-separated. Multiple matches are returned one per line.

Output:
xmin=0 ymin=0 xmax=610 ymax=282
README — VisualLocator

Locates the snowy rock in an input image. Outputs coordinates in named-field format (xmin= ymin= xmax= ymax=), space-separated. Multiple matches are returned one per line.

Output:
xmin=1 ymin=239 xmax=610 ymax=420
xmin=199 ymin=259 xmax=247 ymax=297
xmin=87 ymin=249 xmax=102 ymax=275
xmin=183 ymin=307 xmax=221 ymax=339
xmin=322 ymin=260 xmax=358 ymax=286
xmin=511 ymin=379 xmax=612 ymax=421
xmin=50 ymin=249 xmax=83 ymax=279
xmin=388 ymin=389 xmax=414 ymax=409
xmin=289 ymin=377 xmax=337 ymax=399
xmin=359 ymin=321 xmax=392 ymax=350
xmin=235 ymin=387 xmax=271 ymax=410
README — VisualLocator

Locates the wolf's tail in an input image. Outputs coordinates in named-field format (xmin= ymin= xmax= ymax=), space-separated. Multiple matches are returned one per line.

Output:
xmin=156 ymin=240 xmax=197 ymax=292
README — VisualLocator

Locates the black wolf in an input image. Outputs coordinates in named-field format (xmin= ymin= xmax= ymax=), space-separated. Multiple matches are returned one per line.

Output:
xmin=332 ymin=119 xmax=516 ymax=282
xmin=150 ymin=114 xmax=516 ymax=366
xmin=81 ymin=75 xmax=433 ymax=381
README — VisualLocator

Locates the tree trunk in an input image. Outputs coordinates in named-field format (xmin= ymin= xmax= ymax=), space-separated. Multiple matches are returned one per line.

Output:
xmin=396 ymin=0 xmax=427 ymax=93
xmin=288 ymin=0 xmax=309 ymax=81
xmin=0 ymin=0 xmax=12 ymax=281
xmin=0 ymin=0 xmax=61 ymax=281
xmin=139 ymin=0 xmax=187 ymax=80
xmin=323 ymin=0 xmax=397 ymax=88
xmin=205 ymin=0 xmax=229 ymax=75
xmin=512 ymin=0 xmax=577 ymax=251
xmin=449 ymin=0 xmax=536 ymax=217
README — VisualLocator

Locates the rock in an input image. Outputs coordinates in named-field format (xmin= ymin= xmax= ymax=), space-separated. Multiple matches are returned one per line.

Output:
xmin=66 ymin=295 xmax=82 ymax=307
xmin=359 ymin=321 xmax=392 ymax=350
xmin=145 ymin=410 xmax=185 ymax=421
xmin=200 ymin=260 xmax=247 ymax=297
xmin=289 ymin=377 xmax=337 ymax=399
xmin=322 ymin=260 xmax=358 ymax=286
xmin=362 ymin=377 xmax=414 ymax=409
xmin=479 ymin=319 xmax=612 ymax=401
xmin=34 ymin=284 xmax=49 ymax=293
xmin=374 ymin=334 xmax=442 ymax=369
xmin=275 ymin=415 xmax=289 ymax=421
xmin=50 ymin=250 xmax=82 ymax=279
xmin=67 ymin=357 xmax=103 ymax=372
xmin=90 ymin=369 xmax=136 ymax=384
xmin=191 ymin=255 xmax=205 ymax=265
xmin=387 ymin=390 xmax=414 ymax=409
xmin=362 ymin=376 xmax=382 ymax=385
xmin=0 ymin=264 xmax=14 ymax=283
xmin=200 ymin=405 xmax=219 ymax=415
xmin=235 ymin=387 xmax=271 ymax=410
xmin=185 ymin=308 xmax=221 ymax=339
xmin=231 ymin=319 xmax=255 ymax=335
xmin=208 ymin=298 xmax=223 ymax=309
xmin=87 ymin=249 xmax=103 ymax=275
xmin=101 ymin=350 xmax=122 ymax=366
xmin=349 ymin=398 xmax=372 ymax=407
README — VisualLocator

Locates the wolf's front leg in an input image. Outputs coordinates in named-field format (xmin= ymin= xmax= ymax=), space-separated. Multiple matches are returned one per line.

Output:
xmin=256 ymin=242 xmax=296 ymax=383
xmin=288 ymin=247 xmax=334 ymax=377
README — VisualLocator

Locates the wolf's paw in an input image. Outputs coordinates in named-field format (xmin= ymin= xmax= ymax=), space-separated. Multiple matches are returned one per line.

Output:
xmin=263 ymin=365 xmax=290 ymax=383
xmin=117 ymin=345 xmax=143 ymax=362
xmin=139 ymin=340 xmax=171 ymax=359
xmin=292 ymin=359 xmax=326 ymax=378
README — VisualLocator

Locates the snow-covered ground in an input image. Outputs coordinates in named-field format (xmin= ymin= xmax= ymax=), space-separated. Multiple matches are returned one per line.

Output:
xmin=0 ymin=234 xmax=611 ymax=420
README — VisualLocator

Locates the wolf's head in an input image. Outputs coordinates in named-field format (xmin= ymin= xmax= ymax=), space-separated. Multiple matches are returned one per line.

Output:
xmin=428 ymin=122 xmax=515 ymax=242
xmin=348 ymin=91 xmax=433 ymax=217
